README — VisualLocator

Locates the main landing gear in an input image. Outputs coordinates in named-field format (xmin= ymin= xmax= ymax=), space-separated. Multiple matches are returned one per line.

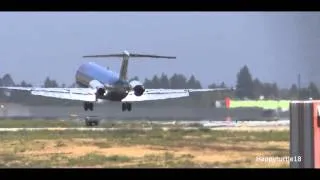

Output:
xmin=122 ymin=102 xmax=132 ymax=112
xmin=84 ymin=102 xmax=94 ymax=111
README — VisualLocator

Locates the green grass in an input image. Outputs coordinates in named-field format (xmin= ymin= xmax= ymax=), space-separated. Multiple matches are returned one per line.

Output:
xmin=67 ymin=153 xmax=132 ymax=167
xmin=230 ymin=100 xmax=290 ymax=111
xmin=0 ymin=119 xmax=80 ymax=128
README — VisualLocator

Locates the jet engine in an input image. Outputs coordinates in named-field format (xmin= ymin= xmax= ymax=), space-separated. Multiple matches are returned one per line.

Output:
xmin=89 ymin=80 xmax=106 ymax=97
xmin=129 ymin=80 xmax=145 ymax=96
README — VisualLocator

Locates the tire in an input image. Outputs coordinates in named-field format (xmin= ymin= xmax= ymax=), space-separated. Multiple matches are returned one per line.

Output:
xmin=127 ymin=103 xmax=132 ymax=111
xmin=84 ymin=102 xmax=89 ymax=111
xmin=89 ymin=103 xmax=94 ymax=111
xmin=122 ymin=103 xmax=126 ymax=111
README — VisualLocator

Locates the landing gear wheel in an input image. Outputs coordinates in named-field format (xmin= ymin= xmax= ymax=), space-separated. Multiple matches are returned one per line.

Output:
xmin=89 ymin=103 xmax=94 ymax=111
xmin=83 ymin=102 xmax=94 ymax=111
xmin=122 ymin=103 xmax=132 ymax=112
xmin=84 ymin=102 xmax=88 ymax=111
xmin=85 ymin=120 xmax=99 ymax=126
xmin=84 ymin=116 xmax=100 ymax=127
xmin=122 ymin=103 xmax=126 ymax=112
xmin=127 ymin=103 xmax=132 ymax=111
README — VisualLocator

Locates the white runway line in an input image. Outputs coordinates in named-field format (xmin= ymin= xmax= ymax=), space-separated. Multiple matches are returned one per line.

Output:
xmin=0 ymin=120 xmax=290 ymax=132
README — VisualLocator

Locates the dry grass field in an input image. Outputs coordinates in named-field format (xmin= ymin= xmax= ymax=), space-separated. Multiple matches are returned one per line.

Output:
xmin=0 ymin=120 xmax=289 ymax=168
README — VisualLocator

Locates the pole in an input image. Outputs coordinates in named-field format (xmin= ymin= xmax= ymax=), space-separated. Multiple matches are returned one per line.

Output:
xmin=298 ymin=74 xmax=301 ymax=100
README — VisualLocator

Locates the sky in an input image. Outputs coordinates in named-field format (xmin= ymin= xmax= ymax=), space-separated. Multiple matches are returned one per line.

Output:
xmin=0 ymin=12 xmax=319 ymax=88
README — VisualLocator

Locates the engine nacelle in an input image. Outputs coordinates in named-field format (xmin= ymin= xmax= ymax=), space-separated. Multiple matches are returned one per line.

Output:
xmin=129 ymin=80 xmax=145 ymax=96
xmin=89 ymin=80 xmax=106 ymax=97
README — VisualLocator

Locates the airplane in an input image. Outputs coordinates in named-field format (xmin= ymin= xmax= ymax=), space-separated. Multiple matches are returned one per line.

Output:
xmin=0 ymin=50 xmax=234 ymax=112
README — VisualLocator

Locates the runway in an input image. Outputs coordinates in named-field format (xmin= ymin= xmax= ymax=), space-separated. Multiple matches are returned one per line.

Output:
xmin=0 ymin=120 xmax=289 ymax=132
xmin=0 ymin=127 xmax=152 ymax=132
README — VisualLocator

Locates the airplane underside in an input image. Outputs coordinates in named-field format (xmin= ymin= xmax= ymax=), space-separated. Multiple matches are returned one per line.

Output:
xmin=83 ymin=90 xmax=132 ymax=112
xmin=83 ymin=101 xmax=132 ymax=112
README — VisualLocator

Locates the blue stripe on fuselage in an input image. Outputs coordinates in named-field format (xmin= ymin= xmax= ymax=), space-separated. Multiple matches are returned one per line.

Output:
xmin=77 ymin=62 xmax=120 ymax=86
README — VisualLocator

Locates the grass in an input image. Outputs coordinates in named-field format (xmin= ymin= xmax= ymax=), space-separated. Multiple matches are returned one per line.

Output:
xmin=0 ymin=120 xmax=290 ymax=168
xmin=67 ymin=153 xmax=132 ymax=167
xmin=230 ymin=100 xmax=290 ymax=111
xmin=0 ymin=119 xmax=80 ymax=128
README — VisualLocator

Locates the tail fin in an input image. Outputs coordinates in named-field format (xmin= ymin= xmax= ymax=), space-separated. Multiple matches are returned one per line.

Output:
xmin=83 ymin=50 xmax=176 ymax=80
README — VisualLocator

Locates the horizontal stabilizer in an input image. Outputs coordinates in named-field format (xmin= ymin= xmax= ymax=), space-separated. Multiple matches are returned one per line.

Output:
xmin=83 ymin=50 xmax=176 ymax=59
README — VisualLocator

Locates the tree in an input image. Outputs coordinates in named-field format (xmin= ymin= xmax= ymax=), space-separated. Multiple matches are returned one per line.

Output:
xmin=262 ymin=83 xmax=273 ymax=99
xmin=143 ymin=78 xmax=153 ymax=88
xmin=235 ymin=65 xmax=254 ymax=99
xmin=44 ymin=77 xmax=59 ymax=88
xmin=151 ymin=75 xmax=161 ymax=89
xmin=271 ymin=83 xmax=279 ymax=99
xmin=187 ymin=75 xmax=202 ymax=89
xmin=129 ymin=76 xmax=139 ymax=82
xmin=299 ymin=88 xmax=310 ymax=100
xmin=170 ymin=74 xmax=187 ymax=89
xmin=208 ymin=83 xmax=218 ymax=88
xmin=219 ymin=82 xmax=226 ymax=88
xmin=278 ymin=88 xmax=291 ymax=99
xmin=308 ymin=82 xmax=320 ymax=99
xmin=2 ymin=74 xmax=15 ymax=86
xmin=252 ymin=78 xmax=263 ymax=99
xmin=289 ymin=84 xmax=299 ymax=99
xmin=160 ymin=73 xmax=170 ymax=89
xmin=20 ymin=80 xmax=32 ymax=87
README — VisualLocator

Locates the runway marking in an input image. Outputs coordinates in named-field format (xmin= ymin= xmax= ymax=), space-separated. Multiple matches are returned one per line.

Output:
xmin=0 ymin=126 xmax=289 ymax=132
xmin=0 ymin=119 xmax=290 ymax=132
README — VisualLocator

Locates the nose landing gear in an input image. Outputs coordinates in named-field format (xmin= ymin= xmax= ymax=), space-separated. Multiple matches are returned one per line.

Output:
xmin=84 ymin=116 xmax=100 ymax=126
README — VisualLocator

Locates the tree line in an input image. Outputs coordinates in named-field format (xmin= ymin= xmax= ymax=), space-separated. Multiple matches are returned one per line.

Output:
xmin=0 ymin=65 xmax=319 ymax=104
xmin=235 ymin=65 xmax=319 ymax=100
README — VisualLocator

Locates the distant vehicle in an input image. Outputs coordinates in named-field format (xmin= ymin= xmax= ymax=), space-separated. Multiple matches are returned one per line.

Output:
xmin=0 ymin=50 xmax=234 ymax=112
xmin=84 ymin=116 xmax=100 ymax=126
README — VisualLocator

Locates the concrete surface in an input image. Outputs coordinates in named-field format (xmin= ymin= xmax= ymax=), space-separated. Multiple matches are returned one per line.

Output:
xmin=0 ymin=103 xmax=289 ymax=121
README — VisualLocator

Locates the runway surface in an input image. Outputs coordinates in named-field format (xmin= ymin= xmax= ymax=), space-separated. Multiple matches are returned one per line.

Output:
xmin=0 ymin=120 xmax=289 ymax=132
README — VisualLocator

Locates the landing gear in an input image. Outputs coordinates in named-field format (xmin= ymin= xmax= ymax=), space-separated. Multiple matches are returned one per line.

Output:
xmin=85 ymin=116 xmax=100 ymax=126
xmin=85 ymin=120 xmax=99 ymax=126
xmin=122 ymin=102 xmax=132 ymax=112
xmin=84 ymin=102 xmax=94 ymax=111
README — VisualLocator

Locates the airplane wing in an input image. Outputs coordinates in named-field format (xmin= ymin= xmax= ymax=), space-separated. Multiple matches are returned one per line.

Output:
xmin=121 ymin=88 xmax=234 ymax=102
xmin=0 ymin=87 xmax=97 ymax=102
xmin=0 ymin=86 xmax=234 ymax=103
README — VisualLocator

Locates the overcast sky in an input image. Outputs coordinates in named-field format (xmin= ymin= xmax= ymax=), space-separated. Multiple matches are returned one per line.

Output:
xmin=0 ymin=12 xmax=319 ymax=88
